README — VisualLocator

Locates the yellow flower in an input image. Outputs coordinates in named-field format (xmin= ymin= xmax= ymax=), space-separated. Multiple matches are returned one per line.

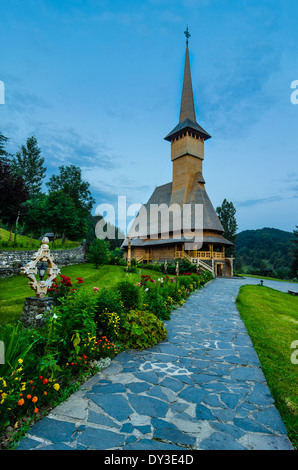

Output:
xmin=53 ymin=383 xmax=60 ymax=391
xmin=18 ymin=358 xmax=23 ymax=364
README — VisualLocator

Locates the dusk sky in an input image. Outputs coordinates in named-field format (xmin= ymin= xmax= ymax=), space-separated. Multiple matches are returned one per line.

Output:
xmin=1 ymin=0 xmax=298 ymax=234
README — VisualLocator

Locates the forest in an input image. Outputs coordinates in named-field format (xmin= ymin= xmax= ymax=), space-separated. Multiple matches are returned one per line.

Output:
xmin=235 ymin=227 xmax=297 ymax=279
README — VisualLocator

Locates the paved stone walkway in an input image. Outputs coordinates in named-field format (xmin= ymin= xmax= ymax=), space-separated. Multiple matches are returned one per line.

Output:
xmin=16 ymin=278 xmax=296 ymax=450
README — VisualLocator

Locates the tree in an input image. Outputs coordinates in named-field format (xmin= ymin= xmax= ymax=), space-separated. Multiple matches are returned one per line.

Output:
xmin=45 ymin=190 xmax=85 ymax=244
xmin=0 ymin=132 xmax=11 ymax=162
xmin=87 ymin=239 xmax=110 ymax=268
xmin=11 ymin=136 xmax=46 ymax=197
xmin=23 ymin=194 xmax=48 ymax=244
xmin=291 ymin=226 xmax=298 ymax=278
xmin=0 ymin=159 xmax=29 ymax=241
xmin=46 ymin=165 xmax=95 ymax=214
xmin=216 ymin=199 xmax=238 ymax=257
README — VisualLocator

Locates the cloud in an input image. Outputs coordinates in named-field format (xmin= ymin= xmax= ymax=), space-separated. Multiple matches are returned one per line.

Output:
xmin=236 ymin=194 xmax=290 ymax=208
xmin=40 ymin=127 xmax=117 ymax=171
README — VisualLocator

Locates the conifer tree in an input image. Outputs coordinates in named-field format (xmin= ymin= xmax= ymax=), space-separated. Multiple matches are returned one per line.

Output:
xmin=0 ymin=132 xmax=10 ymax=162
xmin=11 ymin=136 xmax=46 ymax=197
xmin=216 ymin=199 xmax=238 ymax=257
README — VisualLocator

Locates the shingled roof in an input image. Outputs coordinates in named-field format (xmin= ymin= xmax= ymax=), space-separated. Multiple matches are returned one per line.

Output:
xmin=126 ymin=178 xmax=224 ymax=239
xmin=164 ymin=45 xmax=211 ymax=142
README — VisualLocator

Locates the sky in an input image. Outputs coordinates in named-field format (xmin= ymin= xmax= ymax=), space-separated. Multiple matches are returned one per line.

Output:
xmin=0 ymin=0 xmax=298 ymax=234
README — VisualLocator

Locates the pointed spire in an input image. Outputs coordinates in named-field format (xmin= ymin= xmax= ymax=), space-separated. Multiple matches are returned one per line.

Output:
xmin=179 ymin=28 xmax=196 ymax=123
xmin=164 ymin=27 xmax=211 ymax=142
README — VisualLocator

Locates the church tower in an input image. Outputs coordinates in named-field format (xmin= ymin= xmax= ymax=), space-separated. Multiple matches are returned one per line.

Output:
xmin=165 ymin=27 xmax=211 ymax=205
xmin=123 ymin=28 xmax=234 ymax=277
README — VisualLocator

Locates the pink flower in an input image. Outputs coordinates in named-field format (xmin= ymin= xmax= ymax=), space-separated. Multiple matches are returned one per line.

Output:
xmin=93 ymin=287 xmax=99 ymax=291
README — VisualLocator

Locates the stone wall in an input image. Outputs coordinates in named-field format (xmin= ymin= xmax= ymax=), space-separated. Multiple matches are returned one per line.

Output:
xmin=0 ymin=244 xmax=86 ymax=278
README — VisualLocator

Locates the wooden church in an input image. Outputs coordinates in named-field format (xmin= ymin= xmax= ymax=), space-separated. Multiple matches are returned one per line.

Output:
xmin=122 ymin=30 xmax=234 ymax=277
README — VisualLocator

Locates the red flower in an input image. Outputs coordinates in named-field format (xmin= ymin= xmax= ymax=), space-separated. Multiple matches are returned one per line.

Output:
xmin=43 ymin=378 xmax=48 ymax=385
xmin=76 ymin=277 xmax=84 ymax=284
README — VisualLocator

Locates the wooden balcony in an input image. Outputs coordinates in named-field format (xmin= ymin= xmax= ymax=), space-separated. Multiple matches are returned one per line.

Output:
xmin=175 ymin=250 xmax=225 ymax=260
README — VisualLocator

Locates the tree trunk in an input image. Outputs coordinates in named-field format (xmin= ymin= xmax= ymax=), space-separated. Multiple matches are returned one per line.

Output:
xmin=14 ymin=212 xmax=20 ymax=243
xmin=62 ymin=231 xmax=66 ymax=245
xmin=9 ymin=224 xmax=13 ymax=242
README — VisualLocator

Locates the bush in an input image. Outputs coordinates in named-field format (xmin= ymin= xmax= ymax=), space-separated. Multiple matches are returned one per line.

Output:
xmin=48 ymin=288 xmax=98 ymax=364
xmin=88 ymin=239 xmax=110 ymax=268
xmin=47 ymin=274 xmax=84 ymax=305
xmin=95 ymin=287 xmax=124 ymax=315
xmin=118 ymin=310 xmax=168 ymax=350
xmin=144 ymin=289 xmax=171 ymax=320
xmin=115 ymin=277 xmax=141 ymax=311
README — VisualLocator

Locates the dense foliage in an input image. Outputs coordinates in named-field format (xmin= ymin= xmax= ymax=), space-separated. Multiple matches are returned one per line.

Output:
xmin=235 ymin=227 xmax=297 ymax=279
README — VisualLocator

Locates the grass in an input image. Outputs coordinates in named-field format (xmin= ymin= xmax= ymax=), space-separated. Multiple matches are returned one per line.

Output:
xmin=0 ymin=228 xmax=81 ymax=251
xmin=238 ymin=273 xmax=298 ymax=284
xmin=0 ymin=263 xmax=167 ymax=325
xmin=236 ymin=285 xmax=298 ymax=449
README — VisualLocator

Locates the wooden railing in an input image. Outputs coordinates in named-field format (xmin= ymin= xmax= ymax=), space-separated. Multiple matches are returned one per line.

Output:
xmin=175 ymin=250 xmax=225 ymax=260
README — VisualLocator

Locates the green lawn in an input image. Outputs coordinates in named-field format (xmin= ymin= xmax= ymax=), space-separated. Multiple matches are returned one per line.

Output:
xmin=0 ymin=227 xmax=81 ymax=251
xmin=236 ymin=285 xmax=298 ymax=449
xmin=0 ymin=263 xmax=167 ymax=325
xmin=238 ymin=273 xmax=298 ymax=284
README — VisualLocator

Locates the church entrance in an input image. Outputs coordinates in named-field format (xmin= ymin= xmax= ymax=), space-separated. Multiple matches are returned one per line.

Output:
xmin=215 ymin=263 xmax=224 ymax=277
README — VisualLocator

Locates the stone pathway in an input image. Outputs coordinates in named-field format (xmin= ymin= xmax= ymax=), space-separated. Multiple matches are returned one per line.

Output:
xmin=16 ymin=278 xmax=296 ymax=450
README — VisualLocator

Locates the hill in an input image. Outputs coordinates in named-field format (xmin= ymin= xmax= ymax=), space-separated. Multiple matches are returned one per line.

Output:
xmin=235 ymin=227 xmax=296 ymax=279
xmin=0 ymin=228 xmax=81 ymax=251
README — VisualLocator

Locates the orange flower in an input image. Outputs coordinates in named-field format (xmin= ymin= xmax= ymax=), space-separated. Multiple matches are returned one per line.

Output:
xmin=32 ymin=396 xmax=38 ymax=403
xmin=27 ymin=394 xmax=32 ymax=399
xmin=34 ymin=407 xmax=38 ymax=413
xmin=44 ymin=391 xmax=48 ymax=395
xmin=17 ymin=398 xmax=25 ymax=406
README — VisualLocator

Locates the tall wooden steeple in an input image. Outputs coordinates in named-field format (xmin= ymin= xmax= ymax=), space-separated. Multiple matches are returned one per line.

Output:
xmin=165 ymin=27 xmax=211 ymax=204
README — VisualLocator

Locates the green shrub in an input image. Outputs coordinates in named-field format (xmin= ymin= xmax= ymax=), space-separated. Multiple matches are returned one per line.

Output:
xmin=95 ymin=288 xmax=125 ymax=340
xmin=88 ymin=239 xmax=110 ymax=268
xmin=144 ymin=289 xmax=171 ymax=320
xmin=95 ymin=287 xmax=124 ymax=315
xmin=115 ymin=277 xmax=141 ymax=311
xmin=118 ymin=310 xmax=168 ymax=350
xmin=49 ymin=288 xmax=98 ymax=363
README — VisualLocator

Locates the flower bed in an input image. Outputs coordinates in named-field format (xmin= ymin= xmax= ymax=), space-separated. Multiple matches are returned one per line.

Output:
xmin=0 ymin=269 xmax=213 ymax=449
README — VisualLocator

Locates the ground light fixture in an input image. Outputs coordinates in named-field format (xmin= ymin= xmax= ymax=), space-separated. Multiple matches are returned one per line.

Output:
xmin=38 ymin=262 xmax=47 ymax=281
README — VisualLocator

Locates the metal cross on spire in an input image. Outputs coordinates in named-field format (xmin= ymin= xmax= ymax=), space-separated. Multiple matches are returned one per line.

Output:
xmin=184 ymin=25 xmax=191 ymax=46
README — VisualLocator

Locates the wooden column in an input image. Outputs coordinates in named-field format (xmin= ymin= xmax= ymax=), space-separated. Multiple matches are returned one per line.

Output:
xmin=127 ymin=239 xmax=132 ymax=271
